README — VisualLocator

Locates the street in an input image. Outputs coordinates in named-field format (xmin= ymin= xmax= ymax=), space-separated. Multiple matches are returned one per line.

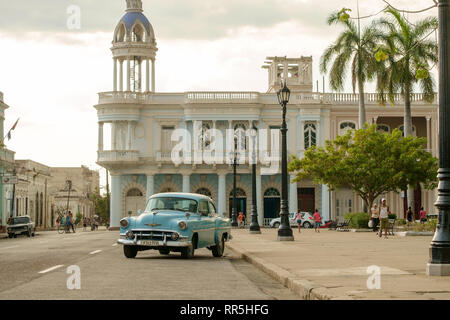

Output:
xmin=0 ymin=229 xmax=299 ymax=300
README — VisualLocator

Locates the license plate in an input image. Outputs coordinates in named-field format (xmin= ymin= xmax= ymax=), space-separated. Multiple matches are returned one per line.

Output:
xmin=140 ymin=240 xmax=159 ymax=246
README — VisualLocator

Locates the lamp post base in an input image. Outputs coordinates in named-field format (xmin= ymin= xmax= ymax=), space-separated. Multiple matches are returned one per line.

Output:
xmin=426 ymin=263 xmax=450 ymax=276
xmin=249 ymin=230 xmax=261 ymax=234
xmin=277 ymin=235 xmax=294 ymax=241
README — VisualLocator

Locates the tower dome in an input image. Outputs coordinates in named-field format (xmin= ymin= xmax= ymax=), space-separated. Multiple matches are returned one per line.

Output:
xmin=111 ymin=0 xmax=158 ymax=93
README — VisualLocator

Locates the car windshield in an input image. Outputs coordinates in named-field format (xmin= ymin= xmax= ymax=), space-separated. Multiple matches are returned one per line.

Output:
xmin=146 ymin=197 xmax=198 ymax=213
xmin=8 ymin=217 xmax=29 ymax=225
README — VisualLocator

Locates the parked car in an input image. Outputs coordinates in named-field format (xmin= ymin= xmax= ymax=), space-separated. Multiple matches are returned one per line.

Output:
xmin=269 ymin=212 xmax=315 ymax=229
xmin=7 ymin=216 xmax=35 ymax=238
xmin=117 ymin=193 xmax=232 ymax=259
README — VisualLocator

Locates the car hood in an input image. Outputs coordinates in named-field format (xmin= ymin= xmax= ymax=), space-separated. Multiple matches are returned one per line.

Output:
xmin=134 ymin=211 xmax=188 ymax=229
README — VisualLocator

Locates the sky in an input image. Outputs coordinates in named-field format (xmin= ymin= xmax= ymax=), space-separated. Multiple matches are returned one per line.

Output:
xmin=0 ymin=0 xmax=439 ymax=190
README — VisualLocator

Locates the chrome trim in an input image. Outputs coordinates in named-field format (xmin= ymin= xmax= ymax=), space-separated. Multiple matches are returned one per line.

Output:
xmin=117 ymin=239 xmax=191 ymax=247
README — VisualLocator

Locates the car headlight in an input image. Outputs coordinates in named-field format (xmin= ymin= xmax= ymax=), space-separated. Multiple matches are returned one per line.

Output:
xmin=178 ymin=221 xmax=187 ymax=230
xmin=126 ymin=230 xmax=134 ymax=239
xmin=120 ymin=219 xmax=129 ymax=228
xmin=171 ymin=233 xmax=179 ymax=240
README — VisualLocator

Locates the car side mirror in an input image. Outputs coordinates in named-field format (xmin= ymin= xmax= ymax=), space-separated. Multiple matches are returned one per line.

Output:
xmin=137 ymin=209 xmax=143 ymax=215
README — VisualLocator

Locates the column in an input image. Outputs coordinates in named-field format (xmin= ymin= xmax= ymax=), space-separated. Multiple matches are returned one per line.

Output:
xmin=426 ymin=117 xmax=431 ymax=151
xmin=218 ymin=174 xmax=226 ymax=216
xmin=113 ymin=58 xmax=117 ymax=92
xmin=146 ymin=59 xmax=150 ymax=92
xmin=146 ymin=175 xmax=154 ymax=198
xmin=127 ymin=121 xmax=133 ymax=150
xmin=289 ymin=175 xmax=298 ymax=214
xmin=138 ymin=60 xmax=142 ymax=92
xmin=316 ymin=120 xmax=321 ymax=147
xmin=111 ymin=122 xmax=117 ymax=150
xmin=98 ymin=122 xmax=104 ymax=151
xmin=182 ymin=175 xmax=190 ymax=193
xmin=300 ymin=120 xmax=305 ymax=152
xmin=151 ymin=58 xmax=155 ymax=92
xmin=110 ymin=175 xmax=122 ymax=229
xmin=119 ymin=59 xmax=124 ymax=92
xmin=321 ymin=185 xmax=330 ymax=221
xmin=127 ymin=58 xmax=131 ymax=92
xmin=256 ymin=174 xmax=263 ymax=226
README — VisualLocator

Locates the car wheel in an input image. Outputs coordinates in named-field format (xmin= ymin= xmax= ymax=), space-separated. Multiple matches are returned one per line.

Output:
xmin=27 ymin=228 xmax=32 ymax=237
xmin=159 ymin=248 xmax=170 ymax=255
xmin=212 ymin=235 xmax=225 ymax=258
xmin=8 ymin=233 xmax=13 ymax=238
xmin=303 ymin=221 xmax=312 ymax=228
xmin=181 ymin=237 xmax=196 ymax=259
xmin=123 ymin=245 xmax=138 ymax=259
xmin=273 ymin=222 xmax=280 ymax=228
xmin=13 ymin=234 xmax=17 ymax=238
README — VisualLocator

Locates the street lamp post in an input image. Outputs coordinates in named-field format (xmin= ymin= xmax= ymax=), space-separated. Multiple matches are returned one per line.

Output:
xmin=230 ymin=139 xmax=239 ymax=228
xmin=428 ymin=0 xmax=450 ymax=276
xmin=277 ymin=81 xmax=294 ymax=241
xmin=66 ymin=180 xmax=72 ymax=215
xmin=249 ymin=121 xmax=261 ymax=234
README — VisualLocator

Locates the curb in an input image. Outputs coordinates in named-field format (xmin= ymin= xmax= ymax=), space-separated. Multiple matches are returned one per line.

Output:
xmin=395 ymin=231 xmax=435 ymax=236
xmin=226 ymin=242 xmax=350 ymax=300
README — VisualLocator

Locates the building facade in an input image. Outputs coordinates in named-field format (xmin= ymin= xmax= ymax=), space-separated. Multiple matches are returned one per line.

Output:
xmin=96 ymin=0 xmax=439 ymax=229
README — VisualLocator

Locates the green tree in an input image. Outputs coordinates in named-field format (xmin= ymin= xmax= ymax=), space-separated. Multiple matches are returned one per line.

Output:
xmin=376 ymin=8 xmax=438 ymax=211
xmin=90 ymin=189 xmax=109 ymax=222
xmin=320 ymin=9 xmax=382 ymax=128
xmin=288 ymin=124 xmax=438 ymax=212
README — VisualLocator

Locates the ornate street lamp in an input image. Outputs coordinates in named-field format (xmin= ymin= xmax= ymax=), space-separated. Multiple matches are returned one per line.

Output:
xmin=229 ymin=137 xmax=239 ymax=228
xmin=277 ymin=81 xmax=294 ymax=241
xmin=66 ymin=179 xmax=72 ymax=215
xmin=249 ymin=121 xmax=261 ymax=234
xmin=428 ymin=0 xmax=450 ymax=276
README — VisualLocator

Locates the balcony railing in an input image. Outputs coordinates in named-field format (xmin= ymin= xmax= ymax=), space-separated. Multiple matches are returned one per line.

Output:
xmin=98 ymin=150 xmax=140 ymax=162
xmin=185 ymin=92 xmax=260 ymax=104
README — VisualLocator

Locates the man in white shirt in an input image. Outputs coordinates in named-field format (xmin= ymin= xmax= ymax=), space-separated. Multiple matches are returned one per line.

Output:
xmin=378 ymin=198 xmax=390 ymax=239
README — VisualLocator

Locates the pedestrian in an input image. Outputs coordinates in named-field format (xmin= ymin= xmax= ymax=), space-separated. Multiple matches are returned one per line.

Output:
xmin=378 ymin=199 xmax=391 ymax=239
xmin=70 ymin=212 xmax=76 ymax=233
xmin=420 ymin=207 xmax=427 ymax=224
xmin=83 ymin=217 xmax=87 ymax=231
xmin=313 ymin=209 xmax=322 ymax=233
xmin=65 ymin=212 xmax=71 ymax=233
xmin=371 ymin=203 xmax=379 ymax=232
xmin=238 ymin=212 xmax=244 ymax=228
xmin=406 ymin=207 xmax=413 ymax=225
xmin=56 ymin=215 xmax=61 ymax=229
xmin=295 ymin=211 xmax=303 ymax=233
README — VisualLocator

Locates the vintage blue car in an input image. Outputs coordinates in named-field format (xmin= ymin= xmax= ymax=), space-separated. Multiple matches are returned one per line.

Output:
xmin=117 ymin=192 xmax=232 ymax=259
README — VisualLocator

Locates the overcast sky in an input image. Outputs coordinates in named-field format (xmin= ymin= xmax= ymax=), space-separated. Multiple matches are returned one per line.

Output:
xmin=0 ymin=0 xmax=438 ymax=190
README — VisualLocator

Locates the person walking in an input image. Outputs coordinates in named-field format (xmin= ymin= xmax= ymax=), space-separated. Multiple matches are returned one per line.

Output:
xmin=371 ymin=203 xmax=379 ymax=232
xmin=313 ymin=209 xmax=322 ymax=233
xmin=406 ymin=207 xmax=413 ymax=225
xmin=65 ymin=212 xmax=71 ymax=233
xmin=238 ymin=212 xmax=244 ymax=228
xmin=83 ymin=217 xmax=87 ymax=231
xmin=69 ymin=211 xmax=75 ymax=233
xmin=378 ymin=199 xmax=390 ymax=239
xmin=294 ymin=211 xmax=303 ymax=233
xmin=420 ymin=207 xmax=427 ymax=224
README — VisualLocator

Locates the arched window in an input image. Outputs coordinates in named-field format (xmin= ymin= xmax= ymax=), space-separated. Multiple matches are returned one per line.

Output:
xmin=339 ymin=122 xmax=356 ymax=136
xmin=115 ymin=24 xmax=126 ymax=42
xmin=131 ymin=23 xmax=144 ymax=42
xmin=234 ymin=124 xmax=247 ymax=150
xmin=160 ymin=188 xmax=174 ymax=193
xmin=304 ymin=123 xmax=317 ymax=149
xmin=126 ymin=188 xmax=143 ymax=197
xmin=399 ymin=125 xmax=417 ymax=137
xmin=229 ymin=188 xmax=246 ymax=198
xmin=264 ymin=188 xmax=280 ymax=197
xmin=377 ymin=124 xmax=390 ymax=133
xmin=196 ymin=188 xmax=212 ymax=197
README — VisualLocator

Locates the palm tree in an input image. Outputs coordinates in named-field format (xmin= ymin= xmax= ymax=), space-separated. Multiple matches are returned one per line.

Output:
xmin=320 ymin=10 xmax=382 ymax=129
xmin=377 ymin=8 xmax=438 ymax=215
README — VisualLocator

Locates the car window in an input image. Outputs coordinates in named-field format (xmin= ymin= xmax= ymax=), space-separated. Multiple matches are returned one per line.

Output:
xmin=198 ymin=200 xmax=209 ymax=215
xmin=10 ymin=217 xmax=29 ymax=224
xmin=146 ymin=197 xmax=198 ymax=213
xmin=208 ymin=201 xmax=217 ymax=215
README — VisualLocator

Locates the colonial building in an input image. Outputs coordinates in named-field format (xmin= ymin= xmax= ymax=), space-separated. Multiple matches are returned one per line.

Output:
xmin=96 ymin=0 xmax=439 ymax=229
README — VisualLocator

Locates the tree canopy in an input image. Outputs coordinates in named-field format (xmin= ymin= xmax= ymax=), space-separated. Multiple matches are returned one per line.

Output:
xmin=288 ymin=124 xmax=438 ymax=212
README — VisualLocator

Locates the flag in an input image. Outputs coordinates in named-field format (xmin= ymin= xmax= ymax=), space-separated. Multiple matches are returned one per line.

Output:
xmin=5 ymin=118 xmax=19 ymax=141
xmin=11 ymin=118 xmax=19 ymax=130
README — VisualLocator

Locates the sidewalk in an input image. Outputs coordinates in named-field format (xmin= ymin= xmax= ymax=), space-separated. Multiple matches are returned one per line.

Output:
xmin=226 ymin=228 xmax=450 ymax=300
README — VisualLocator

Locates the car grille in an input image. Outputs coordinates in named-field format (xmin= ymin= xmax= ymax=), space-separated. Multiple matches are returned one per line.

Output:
xmin=132 ymin=230 xmax=176 ymax=241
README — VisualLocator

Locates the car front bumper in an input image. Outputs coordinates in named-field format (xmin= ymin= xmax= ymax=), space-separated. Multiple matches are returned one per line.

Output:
xmin=117 ymin=238 xmax=191 ymax=247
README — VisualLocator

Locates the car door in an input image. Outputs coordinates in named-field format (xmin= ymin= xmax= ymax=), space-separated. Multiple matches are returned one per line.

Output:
xmin=197 ymin=200 xmax=215 ymax=247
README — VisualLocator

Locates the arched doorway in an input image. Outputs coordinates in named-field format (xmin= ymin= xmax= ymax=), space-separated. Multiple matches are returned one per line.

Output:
xmin=264 ymin=188 xmax=281 ymax=220
xmin=196 ymin=188 xmax=212 ymax=198
xmin=229 ymin=188 xmax=247 ymax=218
xmin=125 ymin=188 xmax=146 ymax=217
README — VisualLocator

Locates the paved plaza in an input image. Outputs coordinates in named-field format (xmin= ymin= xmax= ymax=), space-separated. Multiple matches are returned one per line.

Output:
xmin=226 ymin=228 xmax=450 ymax=300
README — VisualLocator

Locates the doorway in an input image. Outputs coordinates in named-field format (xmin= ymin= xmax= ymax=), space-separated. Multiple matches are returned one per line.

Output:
xmin=298 ymin=188 xmax=315 ymax=213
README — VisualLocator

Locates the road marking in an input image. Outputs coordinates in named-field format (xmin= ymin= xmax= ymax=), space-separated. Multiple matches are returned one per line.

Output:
xmin=0 ymin=245 xmax=19 ymax=250
xmin=90 ymin=250 xmax=102 ymax=255
xmin=39 ymin=265 xmax=64 ymax=274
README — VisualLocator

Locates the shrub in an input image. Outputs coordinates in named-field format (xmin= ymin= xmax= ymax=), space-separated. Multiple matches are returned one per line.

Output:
xmin=344 ymin=212 xmax=370 ymax=229
xmin=75 ymin=212 xmax=82 ymax=225
xmin=388 ymin=213 xmax=397 ymax=219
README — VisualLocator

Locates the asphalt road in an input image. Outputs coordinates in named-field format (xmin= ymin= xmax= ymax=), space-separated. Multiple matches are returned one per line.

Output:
xmin=0 ymin=230 xmax=299 ymax=300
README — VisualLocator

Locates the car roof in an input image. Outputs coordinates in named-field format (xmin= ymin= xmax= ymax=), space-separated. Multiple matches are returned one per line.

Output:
xmin=150 ymin=192 xmax=212 ymax=201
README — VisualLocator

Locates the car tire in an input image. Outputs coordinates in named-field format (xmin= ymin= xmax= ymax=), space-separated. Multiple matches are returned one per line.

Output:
xmin=273 ymin=222 xmax=280 ymax=228
xmin=123 ymin=245 xmax=138 ymax=259
xmin=8 ymin=233 xmax=13 ymax=238
xmin=181 ymin=237 xmax=196 ymax=259
xmin=159 ymin=248 xmax=170 ymax=255
xmin=212 ymin=235 xmax=225 ymax=258
xmin=13 ymin=234 xmax=17 ymax=238
xmin=303 ymin=221 xmax=312 ymax=228
xmin=27 ymin=228 xmax=32 ymax=237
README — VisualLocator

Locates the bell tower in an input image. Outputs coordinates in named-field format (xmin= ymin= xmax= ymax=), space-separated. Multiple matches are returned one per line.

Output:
xmin=262 ymin=56 xmax=313 ymax=93
xmin=111 ymin=0 xmax=158 ymax=93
